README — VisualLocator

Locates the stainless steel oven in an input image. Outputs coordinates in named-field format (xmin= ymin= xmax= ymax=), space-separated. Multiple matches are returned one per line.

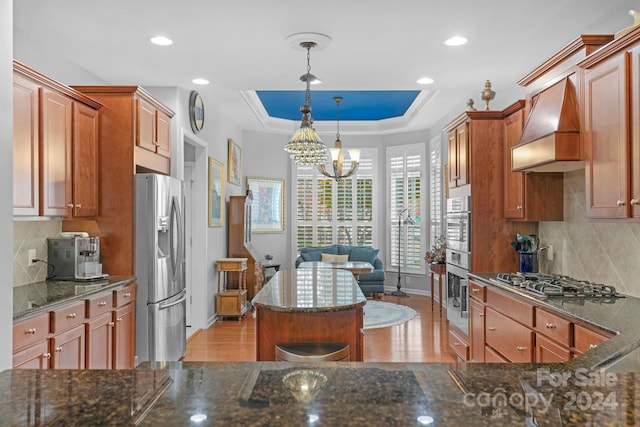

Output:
xmin=445 ymin=195 xmax=471 ymax=335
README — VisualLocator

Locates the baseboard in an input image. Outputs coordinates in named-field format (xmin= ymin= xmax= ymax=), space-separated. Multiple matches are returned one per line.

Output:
xmin=383 ymin=286 xmax=430 ymax=297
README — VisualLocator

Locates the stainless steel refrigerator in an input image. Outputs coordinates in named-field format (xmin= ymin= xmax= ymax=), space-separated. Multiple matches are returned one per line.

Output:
xmin=135 ymin=173 xmax=186 ymax=364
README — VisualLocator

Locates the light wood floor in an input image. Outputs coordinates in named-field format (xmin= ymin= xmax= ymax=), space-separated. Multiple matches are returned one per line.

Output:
xmin=183 ymin=294 xmax=457 ymax=363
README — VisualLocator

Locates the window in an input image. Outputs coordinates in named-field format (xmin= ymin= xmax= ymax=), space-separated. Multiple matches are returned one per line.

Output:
xmin=293 ymin=149 xmax=377 ymax=252
xmin=429 ymin=136 xmax=443 ymax=249
xmin=387 ymin=144 xmax=425 ymax=272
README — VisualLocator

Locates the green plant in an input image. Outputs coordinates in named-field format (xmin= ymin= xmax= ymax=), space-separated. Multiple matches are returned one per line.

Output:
xmin=425 ymin=234 xmax=446 ymax=264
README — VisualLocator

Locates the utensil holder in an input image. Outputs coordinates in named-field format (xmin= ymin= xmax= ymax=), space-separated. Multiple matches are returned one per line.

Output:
xmin=519 ymin=251 xmax=538 ymax=273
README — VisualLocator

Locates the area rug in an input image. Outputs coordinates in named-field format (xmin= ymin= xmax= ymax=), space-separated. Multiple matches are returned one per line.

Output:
xmin=363 ymin=301 xmax=417 ymax=330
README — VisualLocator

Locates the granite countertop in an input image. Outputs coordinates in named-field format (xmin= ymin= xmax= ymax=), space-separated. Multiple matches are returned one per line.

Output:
xmin=0 ymin=361 xmax=637 ymax=426
xmin=251 ymin=269 xmax=366 ymax=313
xmin=13 ymin=276 xmax=136 ymax=321
xmin=469 ymin=273 xmax=640 ymax=372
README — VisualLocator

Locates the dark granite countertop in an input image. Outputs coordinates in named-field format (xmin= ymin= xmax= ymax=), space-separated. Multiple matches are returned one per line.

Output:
xmin=252 ymin=269 xmax=366 ymax=313
xmin=13 ymin=276 xmax=136 ymax=321
xmin=470 ymin=272 xmax=640 ymax=371
xmin=0 ymin=361 xmax=637 ymax=426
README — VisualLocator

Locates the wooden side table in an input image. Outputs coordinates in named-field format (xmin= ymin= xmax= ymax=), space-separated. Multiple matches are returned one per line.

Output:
xmin=216 ymin=258 xmax=248 ymax=320
xmin=429 ymin=263 xmax=446 ymax=313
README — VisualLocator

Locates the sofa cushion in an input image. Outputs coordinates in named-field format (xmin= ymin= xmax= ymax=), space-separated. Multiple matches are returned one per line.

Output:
xmin=349 ymin=247 xmax=379 ymax=265
xmin=321 ymin=253 xmax=349 ymax=262
xmin=336 ymin=245 xmax=353 ymax=256
xmin=300 ymin=250 xmax=322 ymax=262
xmin=358 ymin=270 xmax=385 ymax=282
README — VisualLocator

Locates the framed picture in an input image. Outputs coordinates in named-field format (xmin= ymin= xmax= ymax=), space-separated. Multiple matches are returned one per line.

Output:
xmin=227 ymin=138 xmax=241 ymax=185
xmin=189 ymin=91 xmax=205 ymax=133
xmin=246 ymin=177 xmax=285 ymax=233
xmin=208 ymin=157 xmax=225 ymax=227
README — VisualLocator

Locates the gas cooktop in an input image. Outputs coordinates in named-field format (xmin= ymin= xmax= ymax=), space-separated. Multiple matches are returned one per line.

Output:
xmin=492 ymin=272 xmax=624 ymax=299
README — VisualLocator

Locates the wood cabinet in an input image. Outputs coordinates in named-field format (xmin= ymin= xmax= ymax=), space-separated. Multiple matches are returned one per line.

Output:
xmin=469 ymin=297 xmax=485 ymax=362
xmin=113 ymin=301 xmax=135 ymax=369
xmin=503 ymin=100 xmax=563 ymax=221
xmin=13 ymin=61 xmax=101 ymax=218
xmin=12 ymin=312 xmax=50 ymax=369
xmin=534 ymin=307 xmax=573 ymax=362
xmin=51 ymin=323 xmax=85 ymax=369
xmin=68 ymin=86 xmax=174 ymax=276
xmin=536 ymin=333 xmax=572 ymax=362
xmin=85 ymin=311 xmax=114 ymax=369
xmin=578 ymin=28 xmax=640 ymax=219
xmin=485 ymin=306 xmax=534 ymax=363
xmin=574 ymin=323 xmax=613 ymax=355
xmin=448 ymin=328 xmax=470 ymax=361
xmin=228 ymin=196 xmax=263 ymax=301
xmin=447 ymin=121 xmax=469 ymax=189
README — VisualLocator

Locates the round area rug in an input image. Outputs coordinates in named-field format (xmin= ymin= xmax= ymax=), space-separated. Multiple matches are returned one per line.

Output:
xmin=363 ymin=301 xmax=417 ymax=330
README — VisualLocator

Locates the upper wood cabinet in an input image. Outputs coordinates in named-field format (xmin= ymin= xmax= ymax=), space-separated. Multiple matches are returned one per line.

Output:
xmin=503 ymin=101 xmax=563 ymax=221
xmin=447 ymin=121 xmax=469 ymax=189
xmin=137 ymin=98 xmax=171 ymax=159
xmin=13 ymin=61 xmax=101 ymax=218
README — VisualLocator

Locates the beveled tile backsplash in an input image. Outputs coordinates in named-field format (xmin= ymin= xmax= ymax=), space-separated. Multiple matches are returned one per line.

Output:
xmin=539 ymin=169 xmax=640 ymax=298
xmin=13 ymin=220 xmax=61 ymax=287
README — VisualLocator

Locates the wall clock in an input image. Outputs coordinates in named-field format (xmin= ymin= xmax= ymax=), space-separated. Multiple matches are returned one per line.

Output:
xmin=189 ymin=91 xmax=205 ymax=133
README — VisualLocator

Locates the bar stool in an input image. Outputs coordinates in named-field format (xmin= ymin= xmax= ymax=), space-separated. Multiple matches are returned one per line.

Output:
xmin=275 ymin=342 xmax=350 ymax=362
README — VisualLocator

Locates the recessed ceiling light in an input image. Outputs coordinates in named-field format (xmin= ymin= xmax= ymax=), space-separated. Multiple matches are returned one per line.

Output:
xmin=417 ymin=76 xmax=435 ymax=85
xmin=150 ymin=36 xmax=173 ymax=46
xmin=192 ymin=78 xmax=210 ymax=85
xmin=444 ymin=36 xmax=468 ymax=46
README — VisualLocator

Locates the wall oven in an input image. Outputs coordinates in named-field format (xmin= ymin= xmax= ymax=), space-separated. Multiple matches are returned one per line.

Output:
xmin=445 ymin=195 xmax=471 ymax=336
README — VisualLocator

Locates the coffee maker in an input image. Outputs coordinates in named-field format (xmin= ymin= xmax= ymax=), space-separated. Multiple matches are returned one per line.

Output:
xmin=47 ymin=235 xmax=107 ymax=280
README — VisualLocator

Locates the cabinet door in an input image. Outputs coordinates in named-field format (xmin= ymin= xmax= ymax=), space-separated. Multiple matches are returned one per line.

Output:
xmin=485 ymin=307 xmax=534 ymax=363
xmin=137 ymin=98 xmax=157 ymax=152
xmin=536 ymin=333 xmax=571 ymax=363
xmin=631 ymin=46 xmax=640 ymax=217
xmin=504 ymin=107 xmax=526 ymax=219
xmin=113 ymin=303 xmax=135 ymax=369
xmin=85 ymin=311 xmax=114 ymax=369
xmin=155 ymin=110 xmax=171 ymax=158
xmin=584 ymin=53 xmax=629 ymax=218
xmin=51 ymin=323 xmax=85 ymax=369
xmin=13 ymin=74 xmax=40 ymax=216
xmin=72 ymin=102 xmax=99 ymax=217
xmin=447 ymin=130 xmax=458 ymax=187
xmin=13 ymin=341 xmax=50 ymax=369
xmin=469 ymin=298 xmax=485 ymax=362
xmin=41 ymin=88 xmax=73 ymax=217
xmin=456 ymin=122 xmax=469 ymax=187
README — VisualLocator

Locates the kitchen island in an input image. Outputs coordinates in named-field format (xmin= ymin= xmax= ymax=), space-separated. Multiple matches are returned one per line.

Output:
xmin=251 ymin=268 xmax=366 ymax=361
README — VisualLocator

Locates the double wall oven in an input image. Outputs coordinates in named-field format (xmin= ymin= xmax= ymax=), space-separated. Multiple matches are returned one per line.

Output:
xmin=445 ymin=194 xmax=471 ymax=335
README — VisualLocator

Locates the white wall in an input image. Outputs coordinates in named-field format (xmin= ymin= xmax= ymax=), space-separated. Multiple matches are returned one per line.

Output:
xmin=1 ymin=0 xmax=13 ymax=370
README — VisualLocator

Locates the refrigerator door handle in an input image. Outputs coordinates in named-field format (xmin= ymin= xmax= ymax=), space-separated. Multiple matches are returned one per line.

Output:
xmin=159 ymin=290 xmax=187 ymax=310
xmin=169 ymin=195 xmax=185 ymax=282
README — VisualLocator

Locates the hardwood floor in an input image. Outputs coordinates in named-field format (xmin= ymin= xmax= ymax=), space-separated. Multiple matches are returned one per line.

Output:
xmin=183 ymin=294 xmax=457 ymax=363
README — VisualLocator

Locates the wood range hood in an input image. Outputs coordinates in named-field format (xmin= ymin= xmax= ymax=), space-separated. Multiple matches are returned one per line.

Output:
xmin=511 ymin=77 xmax=582 ymax=172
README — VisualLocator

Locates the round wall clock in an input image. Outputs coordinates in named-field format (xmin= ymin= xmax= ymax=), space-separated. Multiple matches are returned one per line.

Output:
xmin=189 ymin=91 xmax=205 ymax=133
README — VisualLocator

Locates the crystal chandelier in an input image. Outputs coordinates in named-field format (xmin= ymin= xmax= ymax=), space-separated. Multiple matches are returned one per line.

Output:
xmin=317 ymin=97 xmax=360 ymax=181
xmin=283 ymin=41 xmax=328 ymax=165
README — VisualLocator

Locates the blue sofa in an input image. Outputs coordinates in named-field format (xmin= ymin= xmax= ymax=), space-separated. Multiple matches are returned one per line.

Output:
xmin=295 ymin=244 xmax=385 ymax=296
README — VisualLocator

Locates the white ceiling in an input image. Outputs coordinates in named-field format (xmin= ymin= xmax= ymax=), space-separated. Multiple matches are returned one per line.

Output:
xmin=12 ymin=0 xmax=639 ymax=136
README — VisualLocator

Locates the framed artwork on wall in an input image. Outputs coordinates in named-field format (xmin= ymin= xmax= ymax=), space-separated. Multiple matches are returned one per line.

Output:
xmin=227 ymin=138 xmax=241 ymax=185
xmin=246 ymin=177 xmax=285 ymax=233
xmin=208 ymin=157 xmax=225 ymax=227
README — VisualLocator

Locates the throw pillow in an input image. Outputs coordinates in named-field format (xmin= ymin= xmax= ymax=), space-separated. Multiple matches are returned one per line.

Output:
xmin=300 ymin=251 xmax=322 ymax=262
xmin=337 ymin=245 xmax=352 ymax=256
xmin=350 ymin=247 xmax=379 ymax=265
xmin=321 ymin=253 xmax=349 ymax=262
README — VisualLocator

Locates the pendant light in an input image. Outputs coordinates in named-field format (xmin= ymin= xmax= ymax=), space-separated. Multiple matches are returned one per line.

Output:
xmin=283 ymin=41 xmax=328 ymax=165
xmin=317 ymin=97 xmax=360 ymax=181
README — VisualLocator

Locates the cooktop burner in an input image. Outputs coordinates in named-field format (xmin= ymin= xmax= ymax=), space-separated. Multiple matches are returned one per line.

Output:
xmin=494 ymin=272 xmax=624 ymax=299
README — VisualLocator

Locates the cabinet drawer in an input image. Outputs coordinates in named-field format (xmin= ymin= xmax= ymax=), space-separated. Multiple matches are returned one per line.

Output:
xmin=448 ymin=329 xmax=469 ymax=361
xmin=485 ymin=345 xmax=508 ymax=362
xmin=469 ymin=280 xmax=486 ymax=302
xmin=86 ymin=292 xmax=114 ymax=318
xmin=536 ymin=333 xmax=572 ymax=363
xmin=114 ymin=282 xmax=136 ymax=308
xmin=13 ymin=312 xmax=50 ymax=350
xmin=51 ymin=301 xmax=86 ymax=334
xmin=486 ymin=287 xmax=534 ymax=327
xmin=535 ymin=308 xmax=572 ymax=347
xmin=574 ymin=324 xmax=613 ymax=354
xmin=485 ymin=307 xmax=534 ymax=363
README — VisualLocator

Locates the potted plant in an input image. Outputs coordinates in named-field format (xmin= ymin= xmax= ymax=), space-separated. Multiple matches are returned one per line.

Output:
xmin=425 ymin=234 xmax=446 ymax=273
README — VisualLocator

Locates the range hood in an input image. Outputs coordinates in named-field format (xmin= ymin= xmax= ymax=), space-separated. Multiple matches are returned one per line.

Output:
xmin=511 ymin=77 xmax=582 ymax=172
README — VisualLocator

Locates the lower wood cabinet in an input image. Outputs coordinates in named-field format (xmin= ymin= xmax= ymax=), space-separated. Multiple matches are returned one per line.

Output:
xmin=536 ymin=333 xmax=572 ymax=363
xmin=86 ymin=311 xmax=114 ymax=369
xmin=113 ymin=299 xmax=135 ymax=369
xmin=574 ymin=323 xmax=613 ymax=355
xmin=448 ymin=329 xmax=470 ymax=361
xmin=485 ymin=306 xmax=534 ymax=363
xmin=51 ymin=323 xmax=85 ymax=369
xmin=469 ymin=297 xmax=485 ymax=362
xmin=485 ymin=344 xmax=508 ymax=362
xmin=13 ymin=340 xmax=50 ymax=369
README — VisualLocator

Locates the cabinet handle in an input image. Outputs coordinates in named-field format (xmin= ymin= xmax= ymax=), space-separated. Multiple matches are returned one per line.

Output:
xmin=109 ymin=321 xmax=115 ymax=327
xmin=453 ymin=342 xmax=460 ymax=346
xmin=589 ymin=344 xmax=598 ymax=350
xmin=617 ymin=200 xmax=626 ymax=207
xmin=26 ymin=328 xmax=37 ymax=335
xmin=67 ymin=203 xmax=74 ymax=208
xmin=98 ymin=301 xmax=107 ymax=307
xmin=516 ymin=205 xmax=523 ymax=210
xmin=488 ymin=326 xmax=496 ymax=331
xmin=479 ymin=313 xmax=484 ymax=317
xmin=545 ymin=323 xmax=555 ymax=329
xmin=123 ymin=293 xmax=131 ymax=298
xmin=516 ymin=346 xmax=527 ymax=352
xmin=116 ymin=317 xmax=122 ymax=322
xmin=75 ymin=204 xmax=82 ymax=209
xmin=631 ymin=199 xmax=639 ymax=206
xmin=55 ymin=346 xmax=62 ymax=352
xmin=471 ymin=288 xmax=479 ymax=293
xmin=43 ymin=352 xmax=51 ymax=359
xmin=67 ymin=313 xmax=76 ymax=319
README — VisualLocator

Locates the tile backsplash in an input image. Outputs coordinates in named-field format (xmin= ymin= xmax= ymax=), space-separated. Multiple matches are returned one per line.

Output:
xmin=539 ymin=169 xmax=640 ymax=298
xmin=13 ymin=220 xmax=62 ymax=286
